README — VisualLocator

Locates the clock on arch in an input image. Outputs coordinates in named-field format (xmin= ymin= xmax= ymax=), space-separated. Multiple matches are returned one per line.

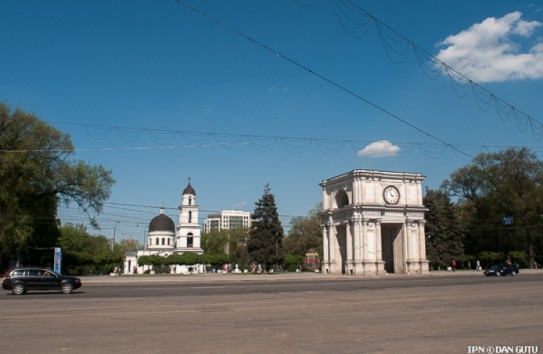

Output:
xmin=383 ymin=185 xmax=400 ymax=205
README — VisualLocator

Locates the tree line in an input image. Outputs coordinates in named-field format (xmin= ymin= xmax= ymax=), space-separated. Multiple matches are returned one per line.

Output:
xmin=1 ymin=103 xmax=541 ymax=274
xmin=424 ymin=148 xmax=543 ymax=269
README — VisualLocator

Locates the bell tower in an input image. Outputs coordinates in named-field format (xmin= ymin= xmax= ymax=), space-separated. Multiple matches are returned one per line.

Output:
xmin=176 ymin=178 xmax=203 ymax=253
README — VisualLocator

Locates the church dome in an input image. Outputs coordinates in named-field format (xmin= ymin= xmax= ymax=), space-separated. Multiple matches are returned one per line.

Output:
xmin=149 ymin=209 xmax=175 ymax=233
xmin=183 ymin=181 xmax=196 ymax=196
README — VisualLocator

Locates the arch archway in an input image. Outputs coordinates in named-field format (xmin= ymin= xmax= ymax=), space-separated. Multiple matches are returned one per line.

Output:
xmin=335 ymin=190 xmax=349 ymax=208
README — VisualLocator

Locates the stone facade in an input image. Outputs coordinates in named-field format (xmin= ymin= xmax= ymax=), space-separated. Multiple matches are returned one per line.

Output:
xmin=320 ymin=170 xmax=429 ymax=275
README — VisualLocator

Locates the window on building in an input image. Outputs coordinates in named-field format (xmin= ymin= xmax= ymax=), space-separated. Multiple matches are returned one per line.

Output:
xmin=187 ymin=233 xmax=193 ymax=248
xmin=189 ymin=211 xmax=192 ymax=223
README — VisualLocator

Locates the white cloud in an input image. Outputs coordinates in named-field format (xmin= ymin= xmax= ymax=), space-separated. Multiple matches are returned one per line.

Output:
xmin=267 ymin=86 xmax=288 ymax=93
xmin=357 ymin=140 xmax=400 ymax=158
xmin=232 ymin=201 xmax=248 ymax=209
xmin=436 ymin=11 xmax=543 ymax=82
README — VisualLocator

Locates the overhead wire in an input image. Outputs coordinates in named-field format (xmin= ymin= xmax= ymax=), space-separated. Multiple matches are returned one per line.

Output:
xmin=291 ymin=0 xmax=542 ymax=141
xmin=6 ymin=121 xmax=543 ymax=160
xmin=58 ymin=201 xmax=304 ymax=235
xmin=175 ymin=0 xmax=473 ymax=160
xmin=325 ymin=0 xmax=543 ymax=142
xmin=38 ymin=1 xmax=543 ymax=241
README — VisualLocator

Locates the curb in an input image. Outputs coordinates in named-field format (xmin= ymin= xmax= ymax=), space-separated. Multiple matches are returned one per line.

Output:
xmin=80 ymin=269 xmax=543 ymax=284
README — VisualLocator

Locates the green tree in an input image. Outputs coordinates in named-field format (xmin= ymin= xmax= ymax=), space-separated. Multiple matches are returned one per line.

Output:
xmin=424 ymin=188 xmax=464 ymax=270
xmin=284 ymin=203 xmax=323 ymax=258
xmin=0 ymin=104 xmax=114 ymax=270
xmin=138 ymin=255 xmax=165 ymax=267
xmin=201 ymin=227 xmax=249 ymax=267
xmin=247 ymin=184 xmax=284 ymax=271
xmin=116 ymin=238 xmax=143 ymax=254
xmin=443 ymin=148 xmax=543 ymax=268
xmin=225 ymin=227 xmax=250 ymax=266
xmin=58 ymin=224 xmax=122 ymax=275
xmin=283 ymin=254 xmax=304 ymax=272
xmin=201 ymin=229 xmax=229 ymax=255
xmin=201 ymin=253 xmax=229 ymax=268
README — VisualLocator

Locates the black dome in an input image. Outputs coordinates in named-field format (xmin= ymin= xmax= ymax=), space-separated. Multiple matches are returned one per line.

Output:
xmin=149 ymin=213 xmax=175 ymax=233
xmin=183 ymin=182 xmax=196 ymax=195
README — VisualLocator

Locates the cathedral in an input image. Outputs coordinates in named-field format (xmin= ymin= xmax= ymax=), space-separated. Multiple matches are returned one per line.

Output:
xmin=123 ymin=180 xmax=204 ymax=275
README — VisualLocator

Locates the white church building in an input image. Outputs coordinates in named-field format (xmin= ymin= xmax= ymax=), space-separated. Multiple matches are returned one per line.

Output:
xmin=123 ymin=180 xmax=204 ymax=275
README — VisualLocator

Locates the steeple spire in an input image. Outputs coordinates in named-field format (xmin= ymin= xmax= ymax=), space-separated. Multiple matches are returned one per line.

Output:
xmin=183 ymin=178 xmax=196 ymax=196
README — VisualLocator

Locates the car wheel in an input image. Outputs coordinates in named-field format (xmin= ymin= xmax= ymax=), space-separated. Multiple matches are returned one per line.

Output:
xmin=495 ymin=272 xmax=501 ymax=277
xmin=511 ymin=271 xmax=517 ymax=276
xmin=12 ymin=283 xmax=26 ymax=295
xmin=61 ymin=282 xmax=73 ymax=294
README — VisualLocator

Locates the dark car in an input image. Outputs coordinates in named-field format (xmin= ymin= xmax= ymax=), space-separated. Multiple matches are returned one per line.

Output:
xmin=2 ymin=267 xmax=82 ymax=295
xmin=484 ymin=263 xmax=519 ymax=277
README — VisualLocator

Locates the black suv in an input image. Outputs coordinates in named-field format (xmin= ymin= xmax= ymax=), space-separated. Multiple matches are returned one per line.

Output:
xmin=484 ymin=263 xmax=520 ymax=277
xmin=2 ymin=267 xmax=82 ymax=295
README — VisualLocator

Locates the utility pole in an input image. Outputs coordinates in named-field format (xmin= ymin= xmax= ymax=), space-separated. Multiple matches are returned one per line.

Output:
xmin=113 ymin=221 xmax=120 ymax=251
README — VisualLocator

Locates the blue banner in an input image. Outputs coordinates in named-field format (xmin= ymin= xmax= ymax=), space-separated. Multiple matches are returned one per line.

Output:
xmin=54 ymin=247 xmax=62 ymax=273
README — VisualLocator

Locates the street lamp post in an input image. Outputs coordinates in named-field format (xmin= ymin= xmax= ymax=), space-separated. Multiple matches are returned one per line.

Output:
xmin=113 ymin=221 xmax=120 ymax=251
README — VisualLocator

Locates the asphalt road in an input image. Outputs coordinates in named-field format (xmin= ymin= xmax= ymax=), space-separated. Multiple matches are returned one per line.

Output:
xmin=1 ymin=272 xmax=542 ymax=354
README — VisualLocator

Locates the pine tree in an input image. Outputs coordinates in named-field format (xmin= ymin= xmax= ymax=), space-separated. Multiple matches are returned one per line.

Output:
xmin=424 ymin=188 xmax=464 ymax=270
xmin=247 ymin=184 xmax=284 ymax=271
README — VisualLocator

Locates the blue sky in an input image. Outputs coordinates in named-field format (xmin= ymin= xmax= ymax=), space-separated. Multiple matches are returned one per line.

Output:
xmin=2 ymin=1 xmax=543 ymax=244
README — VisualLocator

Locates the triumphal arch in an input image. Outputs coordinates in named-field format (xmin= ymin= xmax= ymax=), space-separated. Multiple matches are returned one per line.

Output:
xmin=320 ymin=170 xmax=429 ymax=275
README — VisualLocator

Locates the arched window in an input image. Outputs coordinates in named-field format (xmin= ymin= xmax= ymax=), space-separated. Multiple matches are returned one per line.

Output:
xmin=155 ymin=238 xmax=159 ymax=245
xmin=187 ymin=233 xmax=194 ymax=248
xmin=335 ymin=190 xmax=349 ymax=208
xmin=162 ymin=238 xmax=165 ymax=245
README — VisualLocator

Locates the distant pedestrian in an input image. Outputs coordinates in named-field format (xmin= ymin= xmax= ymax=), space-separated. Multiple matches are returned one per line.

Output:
xmin=467 ymin=261 xmax=472 ymax=270
xmin=476 ymin=260 xmax=481 ymax=271
xmin=451 ymin=259 xmax=456 ymax=272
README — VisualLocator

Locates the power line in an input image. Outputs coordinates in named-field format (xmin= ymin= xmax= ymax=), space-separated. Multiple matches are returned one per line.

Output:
xmin=324 ymin=0 xmax=543 ymax=142
xmin=57 ymin=201 xmax=305 ymax=232
xmin=176 ymin=0 xmax=474 ymax=159
xmin=6 ymin=120 xmax=541 ymax=160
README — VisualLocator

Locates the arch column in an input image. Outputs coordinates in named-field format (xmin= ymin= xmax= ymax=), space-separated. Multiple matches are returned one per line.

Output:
xmin=401 ymin=221 xmax=408 ymax=274
xmin=405 ymin=220 xmax=416 ymax=274
xmin=329 ymin=222 xmax=340 ymax=274
xmin=322 ymin=223 xmax=330 ymax=274
xmin=375 ymin=219 xmax=385 ymax=275
xmin=418 ymin=220 xmax=430 ymax=273
xmin=352 ymin=213 xmax=363 ymax=275
xmin=345 ymin=220 xmax=354 ymax=275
